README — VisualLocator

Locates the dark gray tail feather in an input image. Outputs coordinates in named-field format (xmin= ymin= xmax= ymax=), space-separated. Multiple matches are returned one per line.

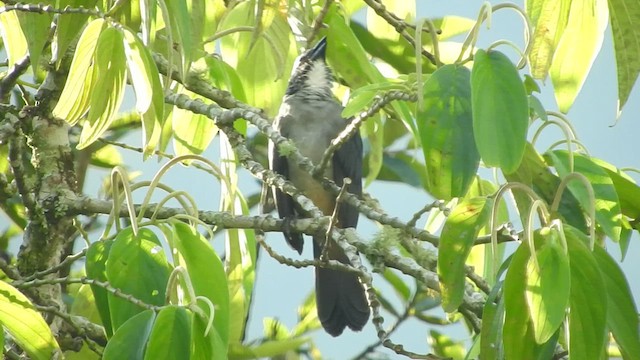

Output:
xmin=314 ymin=238 xmax=370 ymax=336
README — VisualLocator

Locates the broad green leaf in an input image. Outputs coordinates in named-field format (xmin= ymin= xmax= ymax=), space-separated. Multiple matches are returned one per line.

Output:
xmin=219 ymin=1 xmax=291 ymax=115
xmin=144 ymin=306 xmax=191 ymax=360
xmin=79 ymin=26 xmax=127 ymax=149
xmin=438 ymin=197 xmax=492 ymax=312
xmin=608 ymin=0 xmax=640 ymax=113
xmin=471 ymin=50 xmax=528 ymax=173
xmin=172 ymin=88 xmax=218 ymax=159
xmin=106 ymin=228 xmax=171 ymax=331
xmin=0 ymin=280 xmax=60 ymax=360
xmin=363 ymin=115 xmax=384 ymax=186
xmin=53 ymin=18 xmax=106 ymax=124
xmin=205 ymin=56 xmax=247 ymax=102
xmin=525 ymin=229 xmax=570 ymax=344
xmin=503 ymin=241 xmax=559 ymax=360
xmin=85 ymin=239 xmax=114 ymax=336
xmin=192 ymin=311 xmax=226 ymax=360
xmin=550 ymin=0 xmax=608 ymax=113
xmin=591 ymin=157 xmax=640 ymax=220
xmin=547 ymin=150 xmax=623 ymax=242
xmin=16 ymin=3 xmax=52 ymax=75
xmin=172 ymin=222 xmax=229 ymax=348
xmin=504 ymin=143 xmax=587 ymax=233
xmin=527 ymin=0 xmax=571 ymax=79
xmin=593 ymin=245 xmax=640 ymax=359
xmin=103 ymin=310 xmax=155 ymax=360
xmin=418 ymin=64 xmax=478 ymax=200
xmin=375 ymin=151 xmax=424 ymax=188
xmin=565 ymin=227 xmax=608 ymax=360
xmin=0 ymin=9 xmax=28 ymax=68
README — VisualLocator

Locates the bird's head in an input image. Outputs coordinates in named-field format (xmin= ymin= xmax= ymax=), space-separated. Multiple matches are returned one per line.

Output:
xmin=285 ymin=37 xmax=334 ymax=99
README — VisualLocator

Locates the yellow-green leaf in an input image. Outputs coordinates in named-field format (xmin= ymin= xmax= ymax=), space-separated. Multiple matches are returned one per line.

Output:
xmin=550 ymin=0 xmax=608 ymax=113
xmin=16 ymin=4 xmax=52 ymax=75
xmin=78 ymin=26 xmax=127 ymax=149
xmin=608 ymin=0 xmax=640 ymax=113
xmin=0 ymin=280 xmax=60 ymax=360
xmin=527 ymin=0 xmax=571 ymax=79
xmin=53 ymin=18 xmax=106 ymax=124
xmin=0 ymin=9 xmax=28 ymax=68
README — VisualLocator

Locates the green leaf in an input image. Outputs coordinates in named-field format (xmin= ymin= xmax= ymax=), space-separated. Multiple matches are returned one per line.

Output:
xmin=54 ymin=0 xmax=99 ymax=65
xmin=106 ymin=228 xmax=171 ymax=331
xmin=527 ymin=0 xmax=571 ymax=79
xmin=593 ymin=245 xmax=640 ymax=359
xmin=52 ymin=18 xmax=106 ymax=124
xmin=78 ymin=26 xmax=127 ymax=149
xmin=164 ymin=0 xmax=194 ymax=76
xmin=144 ymin=306 xmax=192 ymax=360
xmin=438 ymin=197 xmax=492 ymax=312
xmin=363 ymin=116 xmax=384 ymax=186
xmin=480 ymin=284 xmax=504 ymax=360
xmin=418 ymin=64 xmax=478 ymax=200
xmin=0 ymin=10 xmax=28 ymax=68
xmin=550 ymin=0 xmax=608 ymax=113
xmin=366 ymin=1 xmax=415 ymax=43
xmin=103 ymin=310 xmax=155 ymax=360
xmin=172 ymin=222 xmax=229 ymax=349
xmin=503 ymin=242 xmax=559 ymax=360
xmin=191 ymin=312 xmax=226 ymax=360
xmin=471 ymin=49 xmax=528 ymax=173
xmin=608 ymin=0 xmax=640 ymax=113
xmin=172 ymin=88 xmax=218 ymax=159
xmin=565 ymin=227 xmax=608 ymax=360
xmin=591 ymin=157 xmax=640 ymax=220
xmin=547 ymin=150 xmax=623 ymax=242
xmin=85 ymin=239 xmax=114 ymax=336
xmin=219 ymin=1 xmax=291 ymax=114
xmin=525 ymin=229 xmax=570 ymax=344
xmin=0 ymin=280 xmax=60 ymax=360
xmin=16 ymin=4 xmax=52 ymax=75
xmin=379 ymin=268 xmax=410 ymax=303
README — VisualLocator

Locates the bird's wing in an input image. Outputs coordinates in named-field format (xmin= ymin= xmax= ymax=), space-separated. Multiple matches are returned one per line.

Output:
xmin=269 ymin=118 xmax=304 ymax=254
xmin=332 ymin=127 xmax=363 ymax=229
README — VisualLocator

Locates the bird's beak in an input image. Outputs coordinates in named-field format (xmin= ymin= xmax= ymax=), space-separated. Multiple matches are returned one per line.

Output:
xmin=308 ymin=37 xmax=327 ymax=61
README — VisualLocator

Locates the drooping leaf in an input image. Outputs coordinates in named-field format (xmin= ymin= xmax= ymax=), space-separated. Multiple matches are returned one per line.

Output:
xmin=593 ymin=245 xmax=640 ymax=359
xmin=546 ymin=150 xmax=623 ymax=242
xmin=503 ymin=241 xmax=559 ymax=360
xmin=172 ymin=221 xmax=229 ymax=349
xmin=438 ymin=197 xmax=492 ymax=312
xmin=471 ymin=49 xmax=528 ymax=173
xmin=105 ymin=228 xmax=171 ymax=331
xmin=591 ymin=157 xmax=640 ymax=221
xmin=144 ymin=306 xmax=192 ymax=360
xmin=0 ymin=9 xmax=28 ymax=68
xmin=85 ymin=239 xmax=114 ymax=336
xmin=525 ymin=229 xmax=570 ymax=344
xmin=608 ymin=0 xmax=640 ymax=113
xmin=78 ymin=26 xmax=127 ymax=149
xmin=418 ymin=64 xmax=478 ymax=200
xmin=550 ymin=0 xmax=608 ymax=113
xmin=52 ymin=18 xmax=106 ymax=124
xmin=565 ymin=227 xmax=608 ymax=360
xmin=103 ymin=310 xmax=155 ymax=360
xmin=16 ymin=2 xmax=52 ymax=75
xmin=0 ymin=280 xmax=60 ymax=360
xmin=172 ymin=88 xmax=218 ymax=159
xmin=527 ymin=0 xmax=572 ymax=79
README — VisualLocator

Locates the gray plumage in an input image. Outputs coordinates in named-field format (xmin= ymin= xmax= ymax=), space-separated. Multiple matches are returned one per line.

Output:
xmin=268 ymin=37 xmax=370 ymax=336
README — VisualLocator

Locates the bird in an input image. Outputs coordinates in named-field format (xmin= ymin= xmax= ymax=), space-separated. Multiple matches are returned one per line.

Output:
xmin=268 ymin=37 xmax=370 ymax=336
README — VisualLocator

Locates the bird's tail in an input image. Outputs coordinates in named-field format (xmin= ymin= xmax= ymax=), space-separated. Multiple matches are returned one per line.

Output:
xmin=314 ymin=236 xmax=370 ymax=336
